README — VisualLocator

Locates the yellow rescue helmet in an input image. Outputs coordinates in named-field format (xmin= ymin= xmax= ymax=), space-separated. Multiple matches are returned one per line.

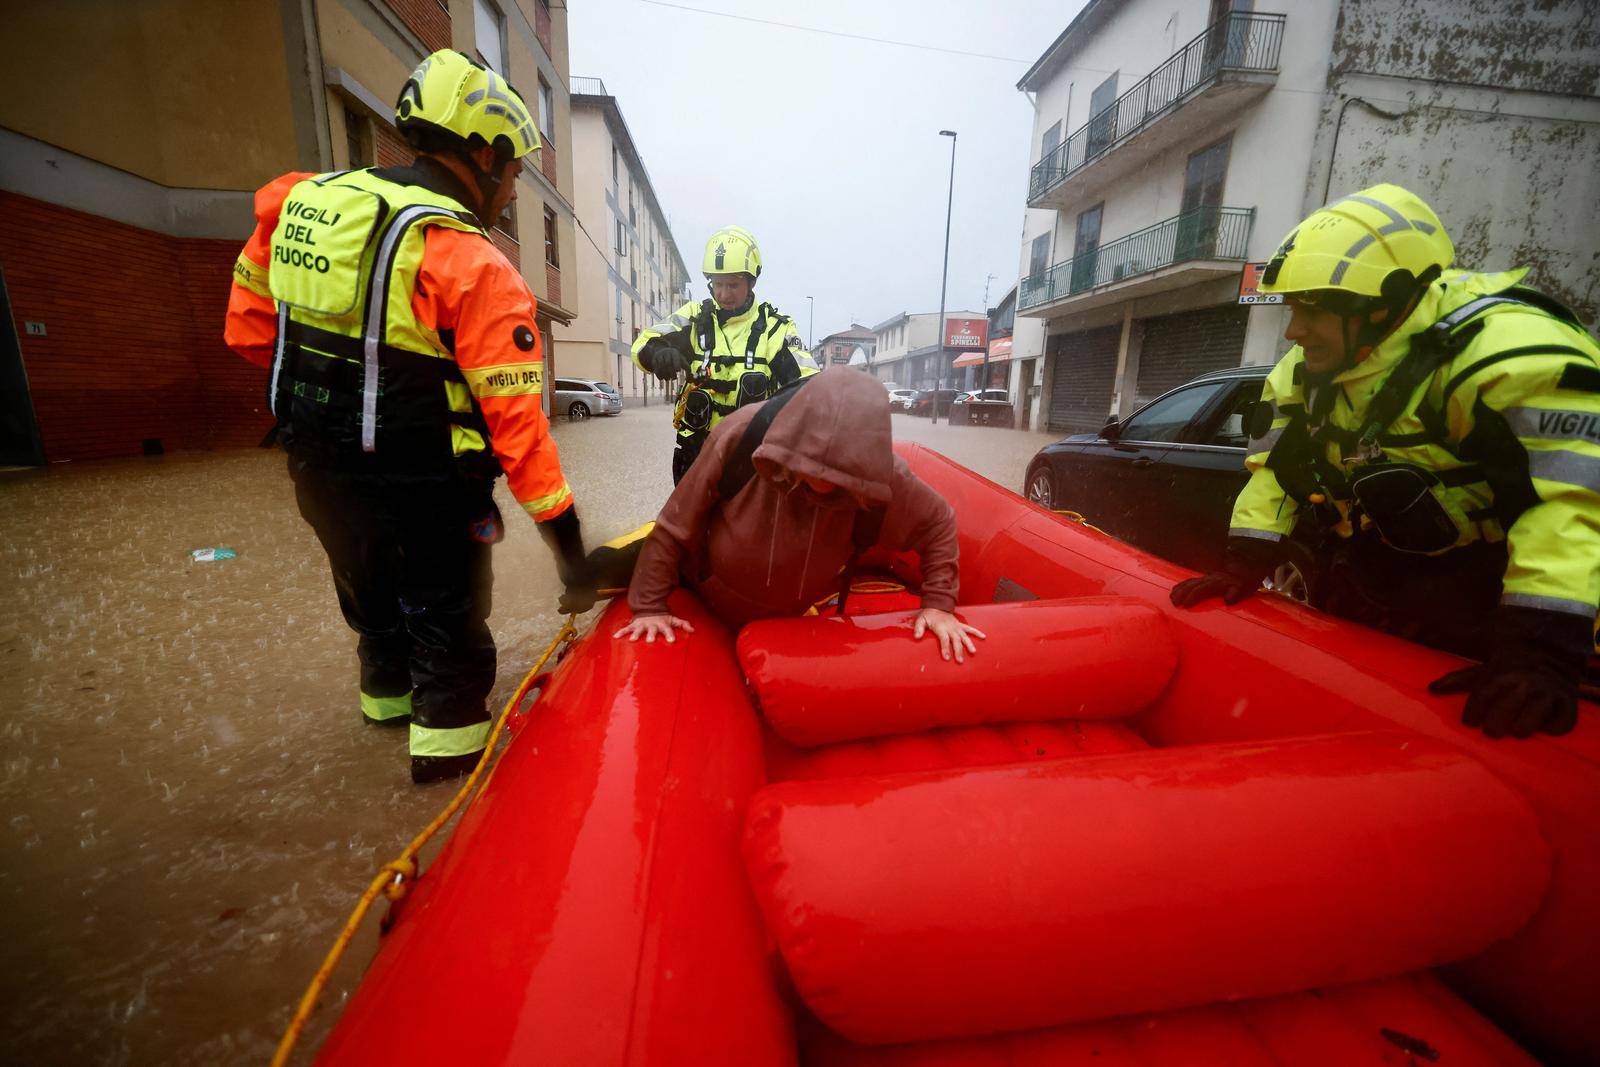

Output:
xmin=395 ymin=50 xmax=541 ymax=162
xmin=703 ymin=226 xmax=762 ymax=280
xmin=1259 ymin=183 xmax=1454 ymax=301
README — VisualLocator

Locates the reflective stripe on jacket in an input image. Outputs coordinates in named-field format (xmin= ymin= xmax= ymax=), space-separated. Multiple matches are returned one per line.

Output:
xmin=632 ymin=298 xmax=817 ymax=440
xmin=1232 ymin=268 xmax=1600 ymax=616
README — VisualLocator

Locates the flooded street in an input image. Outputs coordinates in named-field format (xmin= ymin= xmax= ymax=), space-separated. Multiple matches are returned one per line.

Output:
xmin=0 ymin=402 xmax=1055 ymax=1065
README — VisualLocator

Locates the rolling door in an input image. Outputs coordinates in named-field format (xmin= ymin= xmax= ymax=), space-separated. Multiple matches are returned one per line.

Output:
xmin=1134 ymin=304 xmax=1249 ymax=404
xmin=1046 ymin=324 xmax=1120 ymax=434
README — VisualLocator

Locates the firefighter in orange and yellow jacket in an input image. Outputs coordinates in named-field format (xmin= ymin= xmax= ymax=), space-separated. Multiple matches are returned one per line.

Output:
xmin=225 ymin=50 xmax=592 ymax=783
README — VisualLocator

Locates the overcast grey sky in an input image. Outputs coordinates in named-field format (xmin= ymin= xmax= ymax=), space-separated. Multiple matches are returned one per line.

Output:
xmin=567 ymin=0 xmax=1087 ymax=341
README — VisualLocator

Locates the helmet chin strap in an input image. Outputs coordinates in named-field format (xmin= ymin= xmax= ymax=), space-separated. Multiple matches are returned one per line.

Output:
xmin=1310 ymin=267 xmax=1438 ymax=382
xmin=458 ymin=151 xmax=507 ymax=226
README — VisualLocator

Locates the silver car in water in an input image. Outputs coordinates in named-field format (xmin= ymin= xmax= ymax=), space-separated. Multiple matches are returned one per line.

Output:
xmin=553 ymin=378 xmax=623 ymax=420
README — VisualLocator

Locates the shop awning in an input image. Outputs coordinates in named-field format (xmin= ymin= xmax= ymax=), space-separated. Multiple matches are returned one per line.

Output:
xmin=952 ymin=336 xmax=1012 ymax=368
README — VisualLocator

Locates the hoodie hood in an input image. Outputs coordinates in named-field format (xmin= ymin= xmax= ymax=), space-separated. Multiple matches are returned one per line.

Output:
xmin=750 ymin=368 xmax=894 ymax=506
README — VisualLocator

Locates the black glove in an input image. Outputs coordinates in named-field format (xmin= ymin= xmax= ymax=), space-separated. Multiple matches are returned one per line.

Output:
xmin=1170 ymin=538 xmax=1277 ymax=608
xmin=537 ymin=507 xmax=597 ymax=614
xmin=639 ymin=335 xmax=692 ymax=381
xmin=1428 ymin=605 xmax=1590 ymax=738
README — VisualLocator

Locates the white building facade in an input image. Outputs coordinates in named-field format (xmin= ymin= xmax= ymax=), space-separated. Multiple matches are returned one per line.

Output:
xmin=1016 ymin=0 xmax=1600 ymax=435
xmin=867 ymin=309 xmax=987 ymax=391
xmin=555 ymin=78 xmax=691 ymax=403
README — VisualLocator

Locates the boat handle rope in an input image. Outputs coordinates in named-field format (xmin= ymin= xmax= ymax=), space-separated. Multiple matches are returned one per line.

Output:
xmin=1052 ymin=508 xmax=1110 ymax=536
xmin=271 ymin=615 xmax=582 ymax=1067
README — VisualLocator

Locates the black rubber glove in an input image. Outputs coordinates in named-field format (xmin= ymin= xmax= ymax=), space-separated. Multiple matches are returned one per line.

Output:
xmin=537 ymin=507 xmax=597 ymax=614
xmin=1170 ymin=537 xmax=1278 ymax=608
xmin=1429 ymin=605 xmax=1590 ymax=738
xmin=639 ymin=335 xmax=692 ymax=381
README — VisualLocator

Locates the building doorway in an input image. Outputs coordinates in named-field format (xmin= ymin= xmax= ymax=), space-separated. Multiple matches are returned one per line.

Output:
xmin=0 ymin=267 xmax=44 ymax=467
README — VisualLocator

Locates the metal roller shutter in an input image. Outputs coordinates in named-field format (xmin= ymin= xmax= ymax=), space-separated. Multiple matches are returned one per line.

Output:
xmin=1134 ymin=304 xmax=1249 ymax=404
xmin=1046 ymin=324 xmax=1121 ymax=434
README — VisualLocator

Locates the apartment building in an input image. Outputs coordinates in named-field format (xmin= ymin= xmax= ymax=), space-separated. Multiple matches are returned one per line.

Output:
xmin=556 ymin=78 xmax=690 ymax=403
xmin=0 ymin=0 xmax=578 ymax=465
xmin=868 ymin=309 xmax=987 ymax=391
xmin=1016 ymin=0 xmax=1599 ymax=435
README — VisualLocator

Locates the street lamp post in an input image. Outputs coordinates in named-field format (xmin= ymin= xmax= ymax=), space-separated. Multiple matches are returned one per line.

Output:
xmin=806 ymin=295 xmax=815 ymax=351
xmin=931 ymin=130 xmax=957 ymax=425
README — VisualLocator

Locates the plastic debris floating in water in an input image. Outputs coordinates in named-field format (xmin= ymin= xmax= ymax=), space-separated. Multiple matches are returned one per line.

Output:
xmin=190 ymin=547 xmax=238 ymax=562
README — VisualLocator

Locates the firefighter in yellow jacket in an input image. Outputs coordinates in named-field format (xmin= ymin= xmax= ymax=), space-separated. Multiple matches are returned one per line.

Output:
xmin=225 ymin=50 xmax=592 ymax=783
xmin=632 ymin=227 xmax=817 ymax=482
xmin=1172 ymin=183 xmax=1600 ymax=739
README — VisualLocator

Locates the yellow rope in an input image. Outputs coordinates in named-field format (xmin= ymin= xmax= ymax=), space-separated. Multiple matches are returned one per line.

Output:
xmin=1051 ymin=508 xmax=1110 ymax=537
xmin=270 ymin=616 xmax=581 ymax=1067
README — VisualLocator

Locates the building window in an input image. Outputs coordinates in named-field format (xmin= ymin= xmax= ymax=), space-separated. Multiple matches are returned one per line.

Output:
xmin=1029 ymin=232 xmax=1051 ymax=277
xmin=1040 ymin=120 xmax=1061 ymax=164
xmin=1086 ymin=72 xmax=1119 ymax=157
xmin=538 ymin=77 xmax=555 ymax=145
xmin=1071 ymin=203 xmax=1103 ymax=291
xmin=614 ymin=218 xmax=627 ymax=256
xmin=1178 ymin=136 xmax=1232 ymax=259
xmin=544 ymin=206 xmax=560 ymax=268
xmin=344 ymin=107 xmax=371 ymax=167
xmin=498 ymin=198 xmax=518 ymax=240
xmin=474 ymin=0 xmax=506 ymax=73
xmin=1182 ymin=136 xmax=1232 ymax=212
xmin=612 ymin=145 xmax=619 ymax=184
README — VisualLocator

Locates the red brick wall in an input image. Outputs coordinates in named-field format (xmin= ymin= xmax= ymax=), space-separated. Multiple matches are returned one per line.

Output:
xmin=545 ymin=262 xmax=561 ymax=306
xmin=375 ymin=122 xmax=412 ymax=169
xmin=540 ymin=142 xmax=557 ymax=185
xmin=490 ymin=227 xmax=521 ymax=270
xmin=384 ymin=0 xmax=452 ymax=53
xmin=0 ymin=192 xmax=271 ymax=463
xmin=535 ymin=0 xmax=553 ymax=55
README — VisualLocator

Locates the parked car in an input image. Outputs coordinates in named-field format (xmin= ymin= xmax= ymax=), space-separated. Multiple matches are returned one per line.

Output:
xmin=888 ymin=389 xmax=918 ymax=412
xmin=910 ymin=389 xmax=963 ymax=418
xmin=1021 ymin=365 xmax=1317 ymax=601
xmin=554 ymin=378 xmax=623 ymax=420
xmin=953 ymin=389 xmax=1010 ymax=405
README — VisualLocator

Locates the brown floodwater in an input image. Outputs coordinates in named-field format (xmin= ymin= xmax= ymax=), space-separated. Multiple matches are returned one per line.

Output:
xmin=0 ymin=402 xmax=1055 ymax=1065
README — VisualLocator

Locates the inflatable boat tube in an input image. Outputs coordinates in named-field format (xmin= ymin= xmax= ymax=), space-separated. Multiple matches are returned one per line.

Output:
xmin=744 ymin=731 xmax=1550 ymax=1046
xmin=895 ymin=443 xmax=1599 ymax=1064
xmin=739 ymin=596 xmax=1177 ymax=746
xmin=315 ymin=593 xmax=793 ymax=1066
xmin=764 ymin=718 xmax=1149 ymax=783
xmin=798 ymin=971 xmax=1539 ymax=1067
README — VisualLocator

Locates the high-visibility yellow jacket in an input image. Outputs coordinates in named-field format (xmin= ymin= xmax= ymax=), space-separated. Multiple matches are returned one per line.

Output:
xmin=632 ymin=298 xmax=816 ymax=441
xmin=1234 ymin=268 xmax=1600 ymax=619
xmin=224 ymin=164 xmax=573 ymax=521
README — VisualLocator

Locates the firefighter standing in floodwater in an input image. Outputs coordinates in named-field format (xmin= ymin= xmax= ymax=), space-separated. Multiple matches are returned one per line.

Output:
xmin=631 ymin=227 xmax=817 ymax=483
xmin=225 ymin=50 xmax=593 ymax=783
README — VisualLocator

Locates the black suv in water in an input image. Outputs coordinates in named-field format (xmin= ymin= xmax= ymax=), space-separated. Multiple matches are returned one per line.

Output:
xmin=1022 ymin=365 xmax=1317 ymax=600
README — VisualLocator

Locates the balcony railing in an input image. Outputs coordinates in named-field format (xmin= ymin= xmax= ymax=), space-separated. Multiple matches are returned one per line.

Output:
xmin=1029 ymin=12 xmax=1285 ymax=202
xmin=1019 ymin=206 xmax=1254 ymax=310
xmin=571 ymin=76 xmax=609 ymax=96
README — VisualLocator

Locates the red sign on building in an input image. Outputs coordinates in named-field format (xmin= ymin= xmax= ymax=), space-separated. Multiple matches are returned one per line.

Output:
xmin=944 ymin=317 xmax=989 ymax=349
xmin=1237 ymin=262 xmax=1284 ymax=305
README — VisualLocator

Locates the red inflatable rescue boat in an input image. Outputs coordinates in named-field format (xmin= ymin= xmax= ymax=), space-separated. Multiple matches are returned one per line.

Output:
xmin=314 ymin=444 xmax=1598 ymax=1066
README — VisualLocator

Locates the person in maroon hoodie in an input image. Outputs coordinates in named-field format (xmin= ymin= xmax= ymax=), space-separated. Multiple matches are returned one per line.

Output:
xmin=615 ymin=368 xmax=985 ymax=662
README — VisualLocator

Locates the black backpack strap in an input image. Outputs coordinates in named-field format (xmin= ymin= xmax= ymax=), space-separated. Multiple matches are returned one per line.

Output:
xmin=693 ymin=299 xmax=717 ymax=368
xmin=1350 ymin=291 xmax=1556 ymax=455
xmin=715 ymin=377 xmax=812 ymax=501
xmin=835 ymin=506 xmax=888 ymax=616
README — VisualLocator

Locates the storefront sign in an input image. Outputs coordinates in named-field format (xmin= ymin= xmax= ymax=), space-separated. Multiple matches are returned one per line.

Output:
xmin=945 ymin=317 xmax=988 ymax=349
xmin=1237 ymin=262 xmax=1284 ymax=305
